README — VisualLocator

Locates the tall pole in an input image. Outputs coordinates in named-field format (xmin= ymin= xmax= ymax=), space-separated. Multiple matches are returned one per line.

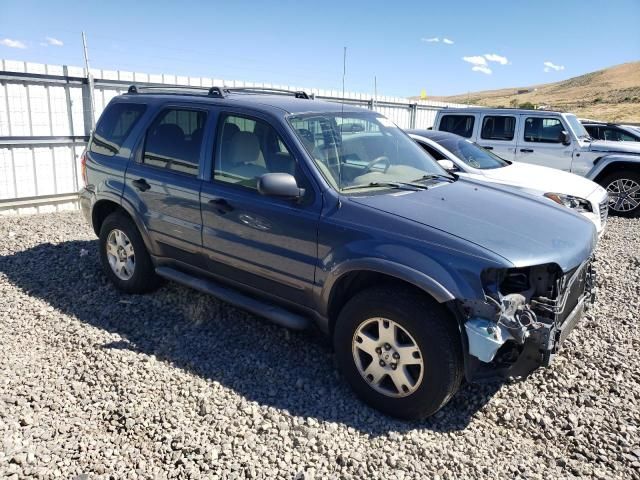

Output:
xmin=342 ymin=47 xmax=347 ymax=100
xmin=374 ymin=75 xmax=377 ymax=109
xmin=82 ymin=31 xmax=96 ymax=130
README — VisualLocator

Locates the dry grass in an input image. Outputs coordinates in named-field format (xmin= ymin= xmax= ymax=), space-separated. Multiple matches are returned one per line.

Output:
xmin=419 ymin=62 xmax=640 ymax=123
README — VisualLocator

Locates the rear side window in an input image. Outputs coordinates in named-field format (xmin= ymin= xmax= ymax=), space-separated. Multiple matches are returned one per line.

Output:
xmin=524 ymin=117 xmax=564 ymax=143
xmin=481 ymin=115 xmax=516 ymax=141
xmin=143 ymin=108 xmax=207 ymax=176
xmin=439 ymin=115 xmax=475 ymax=138
xmin=90 ymin=103 xmax=146 ymax=156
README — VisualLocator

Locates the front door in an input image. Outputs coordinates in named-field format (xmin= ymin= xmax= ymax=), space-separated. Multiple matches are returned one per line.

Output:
xmin=200 ymin=111 xmax=321 ymax=306
xmin=515 ymin=115 xmax=574 ymax=171
xmin=125 ymin=105 xmax=209 ymax=264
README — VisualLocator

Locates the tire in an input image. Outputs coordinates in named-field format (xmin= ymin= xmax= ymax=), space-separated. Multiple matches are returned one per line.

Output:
xmin=599 ymin=170 xmax=640 ymax=217
xmin=334 ymin=286 xmax=463 ymax=420
xmin=98 ymin=212 xmax=162 ymax=294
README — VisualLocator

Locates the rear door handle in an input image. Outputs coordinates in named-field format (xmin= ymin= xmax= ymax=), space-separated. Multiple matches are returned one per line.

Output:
xmin=481 ymin=146 xmax=493 ymax=150
xmin=520 ymin=149 xmax=534 ymax=153
xmin=208 ymin=198 xmax=234 ymax=214
xmin=132 ymin=178 xmax=151 ymax=191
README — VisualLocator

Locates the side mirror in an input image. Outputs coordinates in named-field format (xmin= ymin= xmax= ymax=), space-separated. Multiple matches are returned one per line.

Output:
xmin=257 ymin=173 xmax=305 ymax=199
xmin=559 ymin=130 xmax=571 ymax=145
xmin=437 ymin=159 xmax=456 ymax=171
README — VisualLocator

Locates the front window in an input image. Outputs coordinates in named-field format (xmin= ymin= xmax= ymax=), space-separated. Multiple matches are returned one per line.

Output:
xmin=565 ymin=114 xmax=590 ymax=139
xmin=524 ymin=117 xmax=565 ymax=143
xmin=289 ymin=112 xmax=449 ymax=191
xmin=438 ymin=137 xmax=509 ymax=169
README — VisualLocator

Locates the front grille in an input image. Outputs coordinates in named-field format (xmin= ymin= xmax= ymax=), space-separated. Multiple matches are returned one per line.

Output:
xmin=599 ymin=198 xmax=608 ymax=225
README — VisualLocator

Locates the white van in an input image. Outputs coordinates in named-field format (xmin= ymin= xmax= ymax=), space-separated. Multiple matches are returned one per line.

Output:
xmin=432 ymin=108 xmax=640 ymax=216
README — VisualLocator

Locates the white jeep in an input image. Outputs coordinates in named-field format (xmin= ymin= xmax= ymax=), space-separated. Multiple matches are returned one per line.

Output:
xmin=433 ymin=108 xmax=640 ymax=216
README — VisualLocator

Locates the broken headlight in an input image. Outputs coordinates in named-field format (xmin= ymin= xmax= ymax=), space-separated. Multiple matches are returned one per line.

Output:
xmin=544 ymin=192 xmax=592 ymax=213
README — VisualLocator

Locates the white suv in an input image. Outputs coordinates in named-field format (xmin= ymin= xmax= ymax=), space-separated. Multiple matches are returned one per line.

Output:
xmin=433 ymin=108 xmax=640 ymax=216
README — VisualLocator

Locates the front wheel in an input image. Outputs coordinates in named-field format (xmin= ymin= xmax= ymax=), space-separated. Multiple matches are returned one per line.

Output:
xmin=334 ymin=286 xmax=463 ymax=420
xmin=599 ymin=170 xmax=640 ymax=217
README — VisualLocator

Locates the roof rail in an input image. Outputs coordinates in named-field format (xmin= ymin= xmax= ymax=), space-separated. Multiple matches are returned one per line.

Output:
xmin=126 ymin=84 xmax=226 ymax=98
xmin=224 ymin=87 xmax=311 ymax=99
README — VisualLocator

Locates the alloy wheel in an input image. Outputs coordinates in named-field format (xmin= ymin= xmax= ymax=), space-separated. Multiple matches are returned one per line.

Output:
xmin=606 ymin=178 xmax=640 ymax=213
xmin=106 ymin=229 xmax=135 ymax=280
xmin=352 ymin=317 xmax=424 ymax=398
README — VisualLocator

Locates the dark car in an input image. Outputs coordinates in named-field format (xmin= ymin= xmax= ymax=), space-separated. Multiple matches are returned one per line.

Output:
xmin=79 ymin=86 xmax=597 ymax=419
xmin=581 ymin=121 xmax=640 ymax=143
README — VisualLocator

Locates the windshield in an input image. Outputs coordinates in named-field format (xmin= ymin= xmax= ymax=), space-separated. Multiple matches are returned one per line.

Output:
xmin=565 ymin=114 xmax=590 ymax=139
xmin=437 ymin=137 xmax=509 ymax=169
xmin=288 ymin=112 xmax=450 ymax=191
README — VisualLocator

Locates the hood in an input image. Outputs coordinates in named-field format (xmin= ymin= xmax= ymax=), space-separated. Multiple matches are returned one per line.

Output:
xmin=479 ymin=162 xmax=602 ymax=199
xmin=349 ymin=179 xmax=596 ymax=272
xmin=590 ymin=140 xmax=640 ymax=155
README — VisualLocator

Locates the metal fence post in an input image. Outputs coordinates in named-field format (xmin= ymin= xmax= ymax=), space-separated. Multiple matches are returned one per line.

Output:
xmin=409 ymin=103 xmax=417 ymax=129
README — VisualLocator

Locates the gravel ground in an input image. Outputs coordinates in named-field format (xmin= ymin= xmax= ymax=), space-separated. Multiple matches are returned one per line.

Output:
xmin=0 ymin=211 xmax=638 ymax=480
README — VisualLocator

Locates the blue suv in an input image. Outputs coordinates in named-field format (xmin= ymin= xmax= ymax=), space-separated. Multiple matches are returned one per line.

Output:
xmin=79 ymin=86 xmax=597 ymax=419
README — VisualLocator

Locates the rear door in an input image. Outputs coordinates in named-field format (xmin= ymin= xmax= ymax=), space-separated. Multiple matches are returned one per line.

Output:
xmin=199 ymin=109 xmax=322 ymax=307
xmin=515 ymin=114 xmax=573 ymax=171
xmin=124 ymin=104 xmax=210 ymax=264
xmin=477 ymin=113 xmax=517 ymax=160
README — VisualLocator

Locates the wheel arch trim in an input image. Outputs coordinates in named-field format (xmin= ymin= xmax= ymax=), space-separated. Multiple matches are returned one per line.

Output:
xmin=321 ymin=258 xmax=456 ymax=312
xmin=587 ymin=155 xmax=640 ymax=181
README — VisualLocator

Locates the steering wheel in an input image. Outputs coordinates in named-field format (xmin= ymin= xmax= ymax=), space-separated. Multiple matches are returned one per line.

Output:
xmin=363 ymin=156 xmax=391 ymax=174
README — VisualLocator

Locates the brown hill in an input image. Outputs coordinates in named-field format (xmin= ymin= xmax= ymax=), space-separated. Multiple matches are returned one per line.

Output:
xmin=416 ymin=62 xmax=640 ymax=123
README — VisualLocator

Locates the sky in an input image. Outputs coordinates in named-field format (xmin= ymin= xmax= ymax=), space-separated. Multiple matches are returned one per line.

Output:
xmin=1 ymin=0 xmax=639 ymax=98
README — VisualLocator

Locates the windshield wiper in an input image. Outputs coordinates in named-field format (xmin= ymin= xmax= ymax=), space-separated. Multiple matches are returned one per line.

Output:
xmin=341 ymin=181 xmax=427 ymax=192
xmin=411 ymin=173 xmax=455 ymax=183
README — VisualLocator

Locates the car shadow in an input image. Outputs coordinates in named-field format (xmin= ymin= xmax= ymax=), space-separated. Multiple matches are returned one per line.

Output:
xmin=0 ymin=239 xmax=504 ymax=435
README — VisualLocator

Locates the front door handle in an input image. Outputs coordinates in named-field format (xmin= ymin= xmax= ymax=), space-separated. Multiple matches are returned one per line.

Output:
xmin=520 ymin=148 xmax=534 ymax=153
xmin=132 ymin=178 xmax=151 ymax=191
xmin=208 ymin=198 xmax=234 ymax=214
xmin=481 ymin=146 xmax=493 ymax=150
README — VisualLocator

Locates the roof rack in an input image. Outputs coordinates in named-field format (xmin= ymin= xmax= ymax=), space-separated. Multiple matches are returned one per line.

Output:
xmin=125 ymin=84 xmax=312 ymax=100
xmin=126 ymin=85 xmax=225 ymax=98
xmin=224 ymin=87 xmax=311 ymax=99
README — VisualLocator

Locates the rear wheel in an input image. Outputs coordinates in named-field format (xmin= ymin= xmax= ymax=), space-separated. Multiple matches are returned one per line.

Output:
xmin=599 ymin=170 xmax=640 ymax=217
xmin=334 ymin=286 xmax=463 ymax=420
xmin=99 ymin=212 xmax=161 ymax=293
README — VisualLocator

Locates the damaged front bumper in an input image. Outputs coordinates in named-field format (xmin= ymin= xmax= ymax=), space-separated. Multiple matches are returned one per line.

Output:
xmin=463 ymin=257 xmax=597 ymax=381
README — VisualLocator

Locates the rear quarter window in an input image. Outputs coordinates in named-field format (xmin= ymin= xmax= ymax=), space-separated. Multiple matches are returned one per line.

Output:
xmin=439 ymin=115 xmax=475 ymax=138
xmin=90 ymin=103 xmax=146 ymax=156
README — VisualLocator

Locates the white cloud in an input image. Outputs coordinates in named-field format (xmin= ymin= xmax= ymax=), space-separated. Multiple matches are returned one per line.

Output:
xmin=463 ymin=55 xmax=488 ymax=66
xmin=421 ymin=37 xmax=440 ymax=43
xmin=0 ymin=38 xmax=26 ymax=49
xmin=484 ymin=53 xmax=508 ymax=65
xmin=472 ymin=65 xmax=492 ymax=75
xmin=45 ymin=37 xmax=64 ymax=47
xmin=442 ymin=38 xmax=454 ymax=45
xmin=543 ymin=61 xmax=565 ymax=72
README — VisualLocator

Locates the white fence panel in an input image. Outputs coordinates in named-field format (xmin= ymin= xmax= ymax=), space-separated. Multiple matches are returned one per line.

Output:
xmin=1 ymin=58 xmax=472 ymax=214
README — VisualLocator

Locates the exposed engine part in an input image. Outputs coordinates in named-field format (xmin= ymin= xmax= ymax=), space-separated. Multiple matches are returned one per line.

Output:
xmin=496 ymin=293 xmax=540 ymax=344
xmin=466 ymin=257 xmax=597 ymax=367
xmin=466 ymin=293 xmax=540 ymax=362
